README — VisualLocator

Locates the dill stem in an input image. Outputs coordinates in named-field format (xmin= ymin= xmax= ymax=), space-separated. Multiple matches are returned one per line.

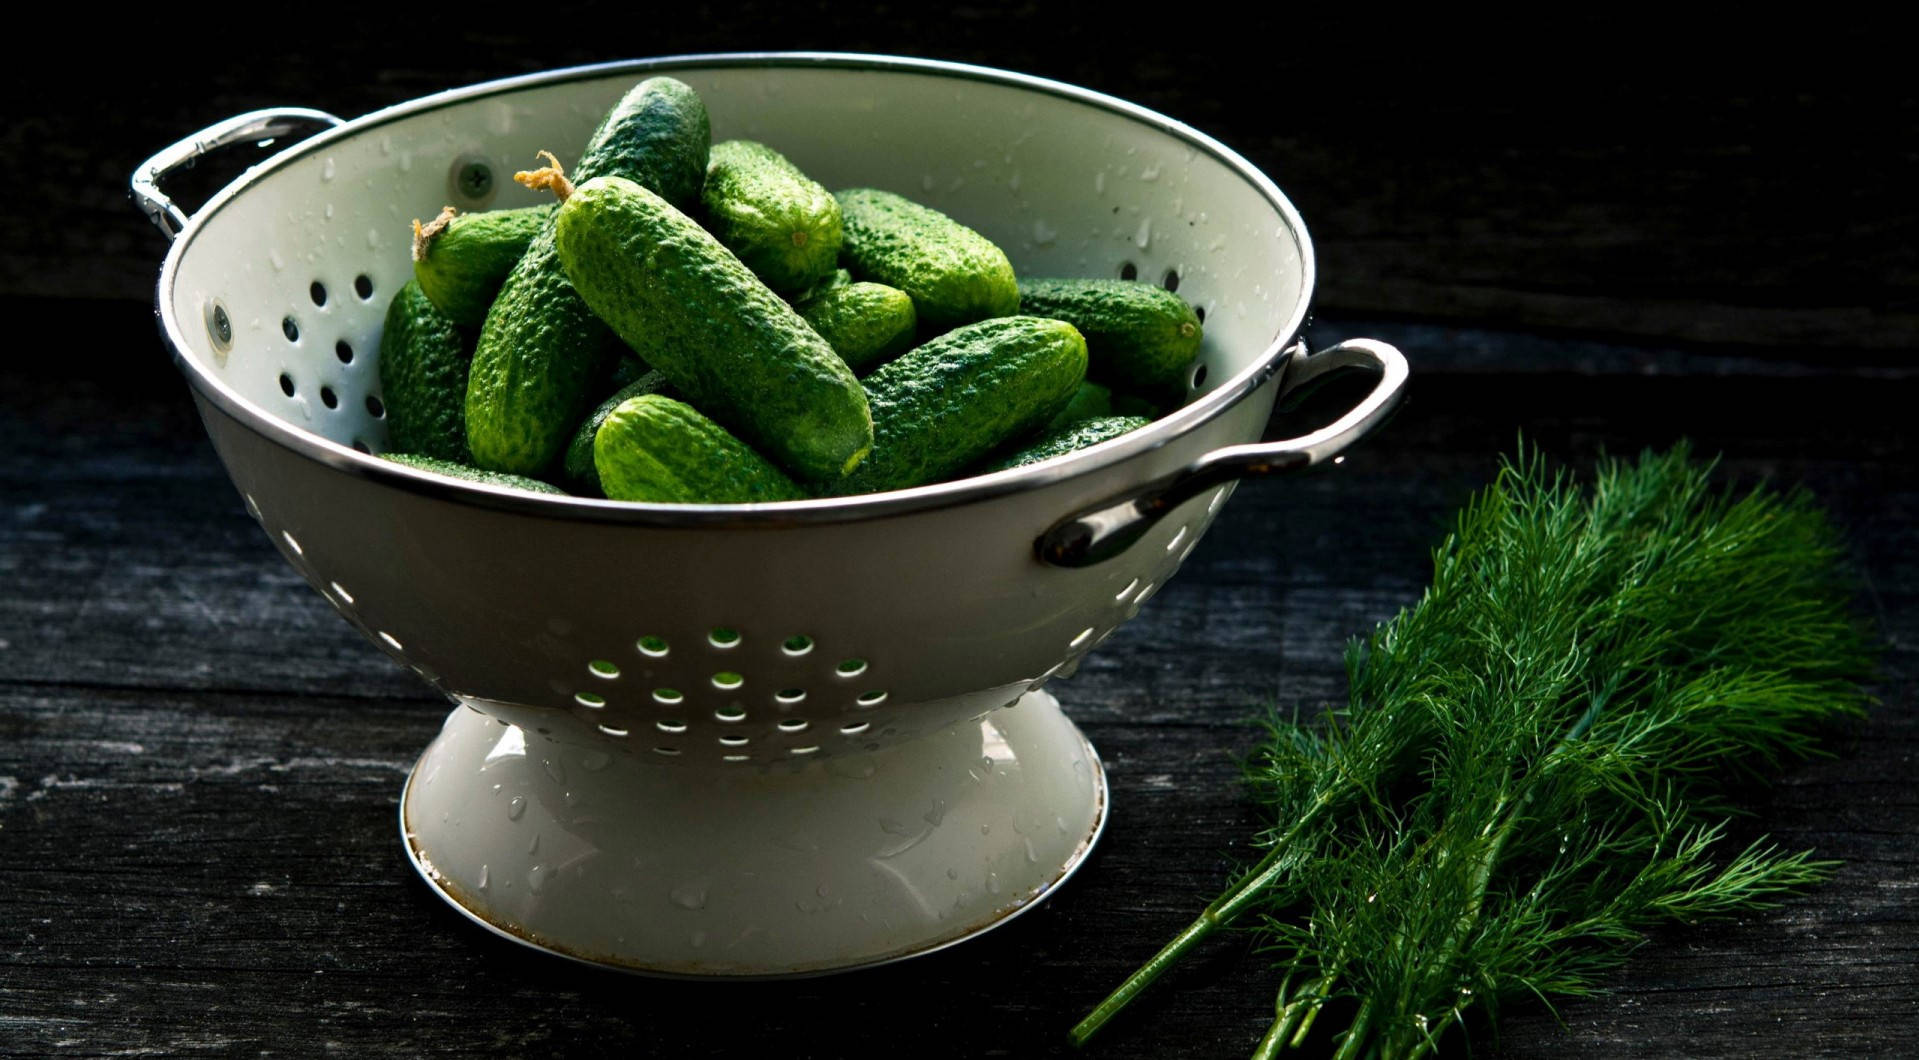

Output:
xmin=1069 ymin=796 xmax=1335 ymax=1047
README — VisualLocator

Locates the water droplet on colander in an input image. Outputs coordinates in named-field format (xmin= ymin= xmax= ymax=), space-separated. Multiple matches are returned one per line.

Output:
xmin=268 ymin=249 xmax=285 ymax=271
xmin=527 ymin=864 xmax=547 ymax=895
xmin=320 ymin=157 xmax=336 ymax=182
xmin=980 ymin=823 xmax=991 ymax=835
xmin=987 ymin=873 xmax=1002 ymax=895
xmin=1024 ymin=838 xmax=1040 ymax=864
xmin=323 ymin=203 xmax=334 ymax=220
xmin=921 ymin=174 xmax=936 ymax=192
xmin=981 ymin=756 xmax=995 ymax=773
xmin=878 ymin=817 xmax=910 ymax=836
xmin=1134 ymin=216 xmax=1153 ymax=249
xmin=670 ymin=881 xmax=708 ymax=910
xmin=561 ymin=789 xmax=578 ymax=807
xmin=691 ymin=930 xmax=707 ymax=948
xmin=527 ymin=832 xmax=540 ymax=855
xmin=1056 ymin=815 xmax=1070 ymax=835
xmin=924 ymin=799 xmax=948 ymax=826
xmin=580 ymin=750 xmax=611 ymax=773
xmin=1033 ymin=219 xmax=1057 ymax=245
xmin=1008 ymin=170 xmax=1021 ymax=192
xmin=946 ymin=867 xmax=958 ymax=880
xmin=1095 ymin=171 xmax=1106 ymax=195
xmin=473 ymin=864 xmax=489 ymax=891
xmin=506 ymin=795 xmax=526 ymax=821
xmin=365 ymin=228 xmax=380 ymax=249
xmin=542 ymin=757 xmax=565 ymax=784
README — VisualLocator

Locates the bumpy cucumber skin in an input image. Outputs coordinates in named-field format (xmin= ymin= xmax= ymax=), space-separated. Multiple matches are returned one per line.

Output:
xmin=835 ymin=189 xmax=1019 ymax=331
xmin=464 ymin=76 xmax=711 ymax=475
xmin=1041 ymin=380 xmax=1114 ymax=434
xmin=594 ymin=395 xmax=805 ymax=504
xmin=377 ymin=279 xmax=471 ymax=462
xmin=413 ymin=205 xmax=551 ymax=326
xmin=702 ymin=141 xmax=842 ymax=295
xmin=789 ymin=268 xmax=851 ymax=305
xmin=556 ymin=176 xmax=873 ymax=483
xmin=795 ymin=281 xmax=918 ymax=374
xmin=985 ymin=415 xmax=1152 ymax=473
xmin=561 ymin=370 xmax=673 ymax=496
xmin=829 ymin=316 xmax=1087 ymax=496
xmin=382 ymin=453 xmax=567 ymax=495
xmin=1015 ymin=278 xmax=1202 ymax=390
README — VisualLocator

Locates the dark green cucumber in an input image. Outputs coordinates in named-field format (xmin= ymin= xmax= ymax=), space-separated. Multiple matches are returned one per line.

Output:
xmin=829 ymin=316 xmax=1086 ymax=495
xmin=464 ymin=76 xmax=710 ymax=474
xmin=382 ymin=453 xmax=567 ymax=495
xmin=555 ymin=175 xmax=873 ymax=482
xmin=701 ymin=140 xmax=841 ymax=295
xmin=1040 ymin=380 xmax=1114 ymax=434
xmin=984 ymin=415 xmax=1151 ymax=472
xmin=377 ymin=279 xmax=471 ymax=462
xmin=1015 ymin=277 xmax=1202 ymax=390
xmin=560 ymin=370 xmax=673 ymax=496
xmin=835 ymin=189 xmax=1018 ymax=330
xmin=410 ymin=204 xmax=551 ymax=326
xmin=795 ymin=281 xmax=917 ymax=373
xmin=594 ymin=395 xmax=805 ymax=504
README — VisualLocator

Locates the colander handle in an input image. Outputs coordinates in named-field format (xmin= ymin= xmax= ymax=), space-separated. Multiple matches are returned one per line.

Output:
xmin=130 ymin=108 xmax=345 ymax=240
xmin=1036 ymin=337 xmax=1409 ymax=567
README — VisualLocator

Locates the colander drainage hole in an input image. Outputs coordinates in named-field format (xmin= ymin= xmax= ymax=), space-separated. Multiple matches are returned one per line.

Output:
xmin=1166 ymin=525 xmax=1188 ymax=552
xmin=597 ymin=723 xmax=628 ymax=737
xmin=365 ymin=394 xmax=385 ymax=418
xmin=715 ymin=706 xmax=747 ymax=723
xmin=1069 ymin=627 xmax=1096 ymax=649
xmin=589 ymin=659 xmax=621 ymax=679
xmin=775 ymin=688 xmax=807 ymax=705
xmin=1116 ymin=577 xmax=1140 ymax=602
xmin=840 ymin=722 xmax=870 ymax=735
xmin=723 ymin=754 xmax=750 ymax=763
xmin=656 ymin=720 xmax=687 ymax=734
xmin=653 ymin=688 xmax=683 ymax=705
xmin=354 ymin=274 xmax=374 ymax=300
xmin=574 ymin=692 xmax=605 ymax=709
xmin=790 ymin=746 xmax=820 ymax=756
xmin=328 ymin=580 xmax=354 ymax=605
xmin=320 ymin=386 xmax=338 ymax=410
xmin=378 ymin=631 xmax=403 ymax=651
xmin=335 ymin=340 xmax=354 ymax=364
xmin=1118 ymin=261 xmax=1138 ymax=281
xmin=836 ymin=658 xmax=868 ymax=678
xmin=712 ymin=671 xmax=743 ymax=690
xmin=280 ymin=531 xmax=303 ymax=556
xmin=1194 ymin=305 xmax=1207 ymax=323
xmin=719 ymin=735 xmax=749 ymax=747
xmin=1163 ymin=269 xmax=1180 ymax=292
xmin=856 ymin=691 xmax=888 ymax=707
xmin=279 ymin=373 xmax=296 ymax=397
xmin=652 ymin=746 xmax=680 ymax=757
xmin=309 ymin=281 xmax=327 ymax=307
xmin=637 ymin=636 xmax=669 ymax=657
xmin=282 ymin=316 xmax=300 ymax=342
xmin=1190 ymin=363 xmax=1209 ymax=389
xmin=351 ymin=439 xmax=371 ymax=454
xmin=782 ymin=634 xmax=814 ymax=656
xmin=778 ymin=719 xmax=809 ymax=733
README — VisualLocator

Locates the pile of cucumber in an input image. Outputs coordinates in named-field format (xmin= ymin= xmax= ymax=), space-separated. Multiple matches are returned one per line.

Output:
xmin=380 ymin=76 xmax=1202 ymax=502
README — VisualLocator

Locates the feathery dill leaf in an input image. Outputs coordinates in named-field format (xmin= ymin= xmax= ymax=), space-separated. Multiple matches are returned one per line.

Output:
xmin=1071 ymin=445 xmax=1873 ymax=1057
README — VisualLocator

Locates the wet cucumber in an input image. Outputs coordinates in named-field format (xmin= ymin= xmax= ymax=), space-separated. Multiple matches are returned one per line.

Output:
xmin=794 ymin=280 xmax=917 ymax=373
xmin=1040 ymin=380 xmax=1114 ymax=434
xmin=701 ymin=140 xmax=841 ymax=295
xmin=555 ymin=175 xmax=873 ymax=483
xmin=984 ymin=415 xmax=1151 ymax=472
xmin=789 ymin=268 xmax=851 ymax=305
xmin=835 ymin=189 xmax=1018 ymax=330
xmin=382 ymin=453 xmax=567 ymax=495
xmin=560 ymin=370 xmax=673 ymax=496
xmin=410 ymin=204 xmax=551 ymax=326
xmin=829 ymin=316 xmax=1086 ymax=495
xmin=594 ymin=395 xmax=805 ymax=504
xmin=464 ymin=76 xmax=710 ymax=475
xmin=377 ymin=279 xmax=471 ymax=462
xmin=1014 ymin=277 xmax=1202 ymax=391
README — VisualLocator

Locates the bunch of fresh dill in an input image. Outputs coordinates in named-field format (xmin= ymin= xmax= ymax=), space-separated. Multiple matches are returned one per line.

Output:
xmin=1072 ymin=445 xmax=1874 ymax=1058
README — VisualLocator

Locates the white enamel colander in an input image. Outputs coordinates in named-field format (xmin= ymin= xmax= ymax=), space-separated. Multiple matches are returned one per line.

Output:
xmin=131 ymin=53 xmax=1407 ymax=977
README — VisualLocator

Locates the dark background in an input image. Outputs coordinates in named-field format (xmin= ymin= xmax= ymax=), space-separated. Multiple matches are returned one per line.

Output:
xmin=3 ymin=9 xmax=1913 ymax=1058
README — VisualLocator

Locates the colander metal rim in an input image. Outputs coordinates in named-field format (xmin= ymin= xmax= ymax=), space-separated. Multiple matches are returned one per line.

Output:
xmin=155 ymin=51 xmax=1317 ymax=528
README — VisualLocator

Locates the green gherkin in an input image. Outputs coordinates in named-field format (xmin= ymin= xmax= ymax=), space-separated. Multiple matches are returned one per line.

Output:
xmin=376 ymin=279 xmax=470 ymax=462
xmin=1016 ymin=277 xmax=1202 ymax=391
xmin=594 ymin=395 xmax=805 ymax=504
xmin=410 ymin=204 xmax=551 ymax=326
xmin=794 ymin=280 xmax=918 ymax=374
xmin=701 ymin=140 xmax=842 ymax=295
xmin=381 ymin=453 xmax=566 ymax=495
xmin=985 ymin=415 xmax=1151 ymax=472
xmin=836 ymin=188 xmax=1019 ymax=331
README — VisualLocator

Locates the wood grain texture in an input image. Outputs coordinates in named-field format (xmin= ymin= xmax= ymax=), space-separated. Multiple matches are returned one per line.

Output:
xmin=6 ymin=9 xmax=1915 ymax=352
xmin=2 ymin=315 xmax=1911 ymax=1056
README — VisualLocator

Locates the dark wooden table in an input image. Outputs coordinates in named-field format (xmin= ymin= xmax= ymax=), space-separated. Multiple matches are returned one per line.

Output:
xmin=2 ymin=299 xmax=1912 ymax=1056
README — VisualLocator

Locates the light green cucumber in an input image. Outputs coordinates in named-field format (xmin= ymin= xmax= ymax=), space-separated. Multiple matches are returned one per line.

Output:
xmin=829 ymin=316 xmax=1086 ymax=495
xmin=795 ymin=281 xmax=918 ymax=373
xmin=382 ymin=453 xmax=567 ymax=495
xmin=377 ymin=279 xmax=471 ymax=462
xmin=701 ymin=141 xmax=841 ymax=295
xmin=555 ymin=175 xmax=873 ymax=483
xmin=560 ymin=370 xmax=673 ymax=496
xmin=1015 ymin=277 xmax=1202 ymax=390
xmin=464 ymin=76 xmax=710 ymax=475
xmin=594 ymin=395 xmax=805 ymax=504
xmin=1040 ymin=380 xmax=1115 ymax=434
xmin=835 ymin=188 xmax=1018 ymax=330
xmin=984 ymin=415 xmax=1152 ymax=473
xmin=410 ymin=204 xmax=551 ymax=326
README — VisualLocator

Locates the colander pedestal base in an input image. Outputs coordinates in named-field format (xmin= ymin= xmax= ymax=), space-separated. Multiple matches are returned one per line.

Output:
xmin=400 ymin=690 xmax=1107 ymax=976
